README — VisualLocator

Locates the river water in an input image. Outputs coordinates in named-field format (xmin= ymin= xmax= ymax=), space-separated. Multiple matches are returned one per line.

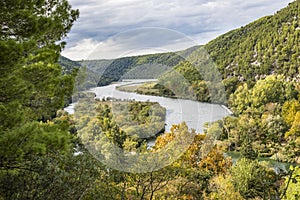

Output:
xmin=65 ymin=79 xmax=232 ymax=134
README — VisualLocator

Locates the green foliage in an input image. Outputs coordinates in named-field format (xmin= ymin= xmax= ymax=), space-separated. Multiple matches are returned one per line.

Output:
xmin=206 ymin=174 xmax=244 ymax=200
xmin=286 ymin=112 xmax=300 ymax=138
xmin=0 ymin=0 xmax=79 ymax=125
xmin=230 ymin=158 xmax=278 ymax=199
xmin=0 ymin=121 xmax=71 ymax=163
xmin=121 ymin=63 xmax=172 ymax=79
xmin=0 ymin=0 xmax=81 ymax=198
xmin=251 ymin=75 xmax=297 ymax=107
xmin=0 ymin=149 xmax=101 ymax=200
xmin=229 ymin=75 xmax=298 ymax=115
xmin=261 ymin=114 xmax=288 ymax=145
xmin=59 ymin=56 xmax=81 ymax=74
xmin=282 ymin=166 xmax=300 ymax=200
xmin=206 ymin=1 xmax=300 ymax=83
xmin=240 ymin=137 xmax=258 ymax=160
xmin=224 ymin=73 xmax=300 ymax=161
xmin=76 ymin=99 xmax=166 ymax=152
xmin=282 ymin=99 xmax=300 ymax=125
xmin=0 ymin=0 xmax=79 ymax=46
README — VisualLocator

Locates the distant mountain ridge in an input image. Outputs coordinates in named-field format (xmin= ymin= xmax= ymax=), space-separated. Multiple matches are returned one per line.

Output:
xmin=59 ymin=45 xmax=202 ymax=86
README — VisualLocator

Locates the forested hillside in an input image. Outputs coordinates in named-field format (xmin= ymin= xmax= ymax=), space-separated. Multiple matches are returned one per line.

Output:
xmin=207 ymin=1 xmax=299 ymax=85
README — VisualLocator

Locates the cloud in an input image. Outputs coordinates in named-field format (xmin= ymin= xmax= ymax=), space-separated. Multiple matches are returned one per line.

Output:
xmin=62 ymin=0 xmax=293 ymax=60
xmin=85 ymin=27 xmax=202 ymax=60
xmin=61 ymin=39 xmax=98 ymax=60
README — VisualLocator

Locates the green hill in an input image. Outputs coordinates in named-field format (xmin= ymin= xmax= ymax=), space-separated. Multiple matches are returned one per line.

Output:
xmin=60 ymin=46 xmax=200 ymax=86
xmin=205 ymin=0 xmax=299 ymax=87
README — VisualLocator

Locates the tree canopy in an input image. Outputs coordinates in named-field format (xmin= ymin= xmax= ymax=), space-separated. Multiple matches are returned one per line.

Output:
xmin=0 ymin=0 xmax=81 ymax=198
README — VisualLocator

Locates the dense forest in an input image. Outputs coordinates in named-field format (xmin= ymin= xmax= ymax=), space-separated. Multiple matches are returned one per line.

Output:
xmin=1 ymin=0 xmax=300 ymax=199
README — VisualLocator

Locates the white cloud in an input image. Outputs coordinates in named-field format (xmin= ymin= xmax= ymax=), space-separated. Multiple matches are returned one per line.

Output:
xmin=87 ymin=28 xmax=199 ymax=60
xmin=63 ymin=0 xmax=293 ymax=60
xmin=61 ymin=39 xmax=99 ymax=61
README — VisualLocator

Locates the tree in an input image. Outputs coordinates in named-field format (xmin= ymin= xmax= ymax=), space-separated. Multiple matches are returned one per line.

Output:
xmin=282 ymin=166 xmax=300 ymax=200
xmin=205 ymin=174 xmax=244 ymax=200
xmin=0 ymin=0 xmax=79 ymax=152
xmin=0 ymin=0 xmax=79 ymax=46
xmin=0 ymin=0 xmax=79 ymax=126
xmin=198 ymin=146 xmax=232 ymax=175
xmin=261 ymin=114 xmax=288 ymax=144
xmin=229 ymin=75 xmax=298 ymax=116
xmin=237 ymin=115 xmax=259 ymax=159
xmin=251 ymin=75 xmax=297 ymax=108
xmin=229 ymin=83 xmax=251 ymax=115
xmin=230 ymin=158 xmax=278 ymax=199
xmin=284 ymin=112 xmax=300 ymax=162
xmin=0 ymin=0 xmax=79 ymax=198
xmin=282 ymin=99 xmax=300 ymax=125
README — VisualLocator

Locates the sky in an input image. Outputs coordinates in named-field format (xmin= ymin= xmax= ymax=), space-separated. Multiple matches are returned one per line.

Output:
xmin=61 ymin=0 xmax=294 ymax=60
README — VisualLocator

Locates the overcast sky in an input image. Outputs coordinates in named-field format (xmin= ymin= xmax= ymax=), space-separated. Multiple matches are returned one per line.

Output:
xmin=61 ymin=0 xmax=293 ymax=60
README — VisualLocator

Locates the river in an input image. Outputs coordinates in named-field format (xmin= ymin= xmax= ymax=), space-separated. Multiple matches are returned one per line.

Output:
xmin=65 ymin=79 xmax=232 ymax=134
